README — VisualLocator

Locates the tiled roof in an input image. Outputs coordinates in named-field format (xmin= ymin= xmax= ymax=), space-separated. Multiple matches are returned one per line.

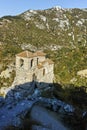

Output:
xmin=16 ymin=51 xmax=54 ymax=69
xmin=16 ymin=50 xmax=46 ymax=58
xmin=16 ymin=51 xmax=33 ymax=58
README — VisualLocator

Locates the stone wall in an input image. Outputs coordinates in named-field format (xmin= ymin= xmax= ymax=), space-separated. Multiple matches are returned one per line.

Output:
xmin=15 ymin=55 xmax=54 ymax=86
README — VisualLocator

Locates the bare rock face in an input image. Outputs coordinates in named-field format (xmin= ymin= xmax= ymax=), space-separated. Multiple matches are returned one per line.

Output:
xmin=0 ymin=100 xmax=36 ymax=130
xmin=0 ymin=79 xmax=76 ymax=130
xmin=0 ymin=80 xmax=76 ymax=130
xmin=32 ymin=125 xmax=51 ymax=130
xmin=0 ymin=96 xmax=5 ymax=107
xmin=0 ymin=66 xmax=13 ymax=78
xmin=30 ymin=105 xmax=67 ymax=130
xmin=77 ymin=69 xmax=87 ymax=78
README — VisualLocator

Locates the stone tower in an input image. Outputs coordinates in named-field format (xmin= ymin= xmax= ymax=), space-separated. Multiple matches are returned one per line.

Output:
xmin=15 ymin=50 xmax=54 ymax=85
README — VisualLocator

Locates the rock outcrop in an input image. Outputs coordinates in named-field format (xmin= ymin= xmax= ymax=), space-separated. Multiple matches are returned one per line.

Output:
xmin=30 ymin=105 xmax=67 ymax=130
xmin=0 ymin=82 xmax=75 ymax=130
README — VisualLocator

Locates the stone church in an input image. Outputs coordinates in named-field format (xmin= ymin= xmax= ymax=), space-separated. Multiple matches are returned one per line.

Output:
xmin=15 ymin=50 xmax=54 ymax=85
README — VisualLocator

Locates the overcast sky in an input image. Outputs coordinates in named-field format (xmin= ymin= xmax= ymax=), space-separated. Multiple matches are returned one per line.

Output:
xmin=0 ymin=0 xmax=87 ymax=17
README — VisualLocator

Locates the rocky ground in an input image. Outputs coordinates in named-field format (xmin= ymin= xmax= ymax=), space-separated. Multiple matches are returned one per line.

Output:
xmin=0 ymin=82 xmax=86 ymax=130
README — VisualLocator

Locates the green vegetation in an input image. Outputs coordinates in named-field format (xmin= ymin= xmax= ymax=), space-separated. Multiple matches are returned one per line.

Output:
xmin=0 ymin=7 xmax=86 ymax=93
xmin=45 ymin=45 xmax=87 ymax=86
xmin=0 ymin=8 xmax=86 ymax=130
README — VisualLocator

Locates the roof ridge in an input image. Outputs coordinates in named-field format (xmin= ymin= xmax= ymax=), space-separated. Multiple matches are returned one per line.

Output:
xmin=16 ymin=50 xmax=46 ymax=58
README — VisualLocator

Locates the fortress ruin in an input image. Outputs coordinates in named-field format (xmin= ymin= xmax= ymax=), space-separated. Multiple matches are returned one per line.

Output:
xmin=15 ymin=50 xmax=54 ymax=86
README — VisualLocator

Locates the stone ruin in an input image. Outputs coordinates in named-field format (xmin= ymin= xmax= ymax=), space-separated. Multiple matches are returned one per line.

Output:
xmin=15 ymin=50 xmax=54 ymax=86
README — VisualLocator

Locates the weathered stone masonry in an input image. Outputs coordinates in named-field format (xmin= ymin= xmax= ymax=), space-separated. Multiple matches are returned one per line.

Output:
xmin=15 ymin=50 xmax=54 ymax=85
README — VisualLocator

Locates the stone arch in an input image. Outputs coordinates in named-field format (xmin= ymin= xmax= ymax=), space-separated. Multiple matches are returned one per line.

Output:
xmin=20 ymin=59 xmax=24 ymax=67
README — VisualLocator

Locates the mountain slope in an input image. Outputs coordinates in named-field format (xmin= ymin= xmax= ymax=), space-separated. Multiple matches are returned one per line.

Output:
xmin=0 ymin=6 xmax=87 ymax=88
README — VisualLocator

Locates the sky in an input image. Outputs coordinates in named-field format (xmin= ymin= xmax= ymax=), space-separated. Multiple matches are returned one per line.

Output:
xmin=0 ymin=0 xmax=87 ymax=17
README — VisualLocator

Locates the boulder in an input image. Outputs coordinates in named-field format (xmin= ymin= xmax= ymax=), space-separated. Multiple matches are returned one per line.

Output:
xmin=30 ymin=105 xmax=68 ymax=130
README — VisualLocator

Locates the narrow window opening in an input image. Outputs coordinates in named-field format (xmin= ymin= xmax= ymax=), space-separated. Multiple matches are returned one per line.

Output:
xmin=43 ymin=69 xmax=45 ymax=76
xmin=20 ymin=59 xmax=24 ymax=67
xmin=31 ymin=59 xmax=33 ymax=67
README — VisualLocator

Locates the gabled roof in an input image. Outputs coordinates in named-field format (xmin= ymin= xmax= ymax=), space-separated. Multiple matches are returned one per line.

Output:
xmin=16 ymin=51 xmax=33 ymax=58
xmin=16 ymin=50 xmax=46 ymax=58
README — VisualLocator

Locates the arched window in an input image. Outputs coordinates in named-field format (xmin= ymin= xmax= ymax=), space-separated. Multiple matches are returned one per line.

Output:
xmin=37 ymin=58 xmax=39 ymax=65
xmin=31 ymin=59 xmax=33 ymax=68
xmin=43 ymin=69 xmax=45 ymax=76
xmin=20 ymin=59 xmax=24 ymax=67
